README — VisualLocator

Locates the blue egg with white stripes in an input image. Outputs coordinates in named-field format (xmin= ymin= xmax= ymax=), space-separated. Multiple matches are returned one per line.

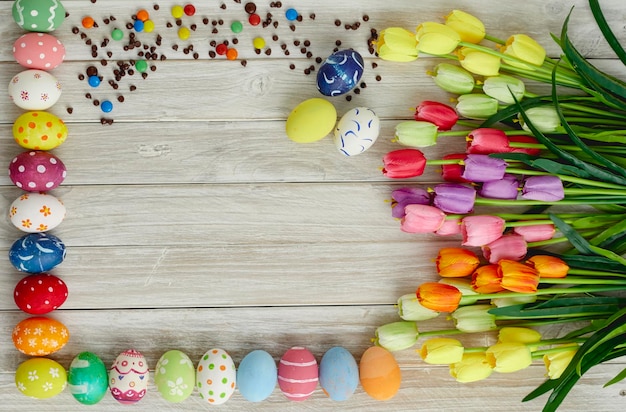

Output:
xmin=319 ymin=346 xmax=359 ymax=401
xmin=237 ymin=350 xmax=277 ymax=402
xmin=9 ymin=232 xmax=66 ymax=273
xmin=333 ymin=107 xmax=381 ymax=156
xmin=317 ymin=49 xmax=364 ymax=96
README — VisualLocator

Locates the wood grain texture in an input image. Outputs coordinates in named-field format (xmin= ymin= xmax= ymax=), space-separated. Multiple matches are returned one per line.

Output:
xmin=1 ymin=0 xmax=625 ymax=411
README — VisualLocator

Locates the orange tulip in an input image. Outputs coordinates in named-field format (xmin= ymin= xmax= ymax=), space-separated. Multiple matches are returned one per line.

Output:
xmin=471 ymin=264 xmax=505 ymax=294
xmin=525 ymin=255 xmax=569 ymax=278
xmin=436 ymin=247 xmax=480 ymax=278
xmin=498 ymin=259 xmax=540 ymax=293
xmin=416 ymin=282 xmax=463 ymax=312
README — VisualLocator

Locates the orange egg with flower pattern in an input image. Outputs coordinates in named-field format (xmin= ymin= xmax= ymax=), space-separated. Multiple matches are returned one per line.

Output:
xmin=12 ymin=316 xmax=69 ymax=356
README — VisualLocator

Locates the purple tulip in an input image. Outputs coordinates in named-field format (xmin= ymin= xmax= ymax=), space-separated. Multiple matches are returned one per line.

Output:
xmin=461 ymin=154 xmax=507 ymax=182
xmin=391 ymin=187 xmax=431 ymax=218
xmin=433 ymin=183 xmax=477 ymax=214
xmin=478 ymin=174 xmax=520 ymax=199
xmin=521 ymin=175 xmax=565 ymax=201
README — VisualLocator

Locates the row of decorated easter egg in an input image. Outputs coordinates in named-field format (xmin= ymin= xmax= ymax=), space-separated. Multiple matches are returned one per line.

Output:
xmin=16 ymin=345 xmax=401 ymax=404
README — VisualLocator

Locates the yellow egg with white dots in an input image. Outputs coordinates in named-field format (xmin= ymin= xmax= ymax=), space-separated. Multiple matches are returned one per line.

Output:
xmin=13 ymin=111 xmax=67 ymax=151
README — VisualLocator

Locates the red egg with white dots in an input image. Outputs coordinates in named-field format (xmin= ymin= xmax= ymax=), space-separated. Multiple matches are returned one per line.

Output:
xmin=278 ymin=346 xmax=319 ymax=401
xmin=9 ymin=151 xmax=67 ymax=192
xmin=13 ymin=33 xmax=66 ymax=71
xmin=14 ymin=273 xmax=68 ymax=315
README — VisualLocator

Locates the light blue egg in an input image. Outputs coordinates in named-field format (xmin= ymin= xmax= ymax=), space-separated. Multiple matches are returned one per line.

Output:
xmin=236 ymin=350 xmax=277 ymax=402
xmin=319 ymin=346 xmax=359 ymax=401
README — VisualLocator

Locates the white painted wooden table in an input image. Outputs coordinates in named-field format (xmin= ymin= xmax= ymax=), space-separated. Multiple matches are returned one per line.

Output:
xmin=1 ymin=0 xmax=625 ymax=410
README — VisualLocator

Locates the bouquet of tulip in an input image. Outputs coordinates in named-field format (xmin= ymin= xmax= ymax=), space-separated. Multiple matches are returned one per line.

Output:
xmin=372 ymin=1 xmax=626 ymax=411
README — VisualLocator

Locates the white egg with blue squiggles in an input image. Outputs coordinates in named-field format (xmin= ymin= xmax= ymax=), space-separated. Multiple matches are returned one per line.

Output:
xmin=333 ymin=107 xmax=381 ymax=156
xmin=237 ymin=350 xmax=277 ymax=402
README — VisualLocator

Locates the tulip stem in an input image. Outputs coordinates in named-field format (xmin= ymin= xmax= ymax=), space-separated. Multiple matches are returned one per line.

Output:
xmin=475 ymin=197 xmax=626 ymax=206
xmin=568 ymin=269 xmax=626 ymax=278
xmin=540 ymin=277 xmax=626 ymax=285
xmin=459 ymin=285 xmax=626 ymax=306
xmin=505 ymin=167 xmax=626 ymax=190
xmin=483 ymin=34 xmax=506 ymax=45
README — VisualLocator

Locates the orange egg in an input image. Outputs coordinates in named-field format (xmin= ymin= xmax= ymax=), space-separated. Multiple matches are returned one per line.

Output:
xmin=12 ymin=316 xmax=69 ymax=356
xmin=359 ymin=346 xmax=402 ymax=400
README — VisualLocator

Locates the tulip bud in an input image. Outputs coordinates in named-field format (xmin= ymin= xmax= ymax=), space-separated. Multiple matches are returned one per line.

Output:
xmin=525 ymin=255 xmax=569 ymax=278
xmin=394 ymin=121 xmax=439 ymax=147
xmin=435 ymin=218 xmax=462 ymax=236
xmin=543 ymin=344 xmax=579 ymax=379
xmin=456 ymin=94 xmax=499 ymax=120
xmin=376 ymin=27 xmax=419 ymax=62
xmin=414 ymin=101 xmax=459 ymax=131
xmin=391 ymin=187 xmax=431 ymax=218
xmin=451 ymin=304 xmax=497 ymax=333
xmin=401 ymin=204 xmax=446 ymax=233
xmin=485 ymin=342 xmax=533 ymax=373
xmin=522 ymin=175 xmax=565 ymax=201
xmin=498 ymin=259 xmax=540 ymax=293
xmin=498 ymin=327 xmax=542 ymax=347
xmin=374 ymin=321 xmax=419 ymax=352
xmin=419 ymin=338 xmax=465 ymax=364
xmin=461 ymin=215 xmax=505 ymax=247
xmin=461 ymin=154 xmax=507 ymax=183
xmin=519 ymin=106 xmax=561 ymax=133
xmin=415 ymin=22 xmax=461 ymax=55
xmin=501 ymin=34 xmax=546 ymax=69
xmin=471 ymin=264 xmax=505 ymax=294
xmin=482 ymin=234 xmax=528 ymax=264
xmin=436 ymin=247 xmax=480 ymax=278
xmin=450 ymin=352 xmax=494 ymax=383
xmin=397 ymin=293 xmax=440 ymax=321
xmin=416 ymin=282 xmax=463 ymax=312
xmin=432 ymin=183 xmax=477 ymax=214
xmin=431 ymin=63 xmax=476 ymax=95
xmin=513 ymin=224 xmax=556 ymax=242
xmin=478 ymin=174 xmax=520 ymax=200
xmin=445 ymin=10 xmax=486 ymax=44
xmin=482 ymin=75 xmax=526 ymax=104
xmin=466 ymin=128 xmax=512 ymax=154
xmin=382 ymin=149 xmax=427 ymax=178
xmin=458 ymin=47 xmax=501 ymax=76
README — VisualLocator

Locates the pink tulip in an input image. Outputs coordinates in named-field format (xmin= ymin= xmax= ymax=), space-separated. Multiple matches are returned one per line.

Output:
xmin=383 ymin=149 xmax=428 ymax=178
xmin=461 ymin=215 xmax=505 ymax=246
xmin=513 ymin=224 xmax=556 ymax=242
xmin=414 ymin=101 xmax=459 ymax=131
xmin=482 ymin=234 xmax=528 ymax=264
xmin=436 ymin=218 xmax=462 ymax=235
xmin=401 ymin=204 xmax=446 ymax=233
xmin=466 ymin=128 xmax=511 ymax=154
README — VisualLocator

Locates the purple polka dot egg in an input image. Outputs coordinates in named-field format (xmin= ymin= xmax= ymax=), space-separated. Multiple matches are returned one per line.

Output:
xmin=9 ymin=150 xmax=66 ymax=191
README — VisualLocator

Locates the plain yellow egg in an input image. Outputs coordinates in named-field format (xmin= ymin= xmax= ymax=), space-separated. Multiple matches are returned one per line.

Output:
xmin=285 ymin=98 xmax=337 ymax=143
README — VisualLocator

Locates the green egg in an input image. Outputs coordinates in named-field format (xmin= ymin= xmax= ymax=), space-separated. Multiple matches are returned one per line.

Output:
xmin=67 ymin=352 xmax=108 ymax=405
xmin=12 ymin=0 xmax=66 ymax=33
xmin=155 ymin=350 xmax=196 ymax=403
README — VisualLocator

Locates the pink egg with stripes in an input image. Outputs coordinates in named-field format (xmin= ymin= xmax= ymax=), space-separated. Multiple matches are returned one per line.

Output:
xmin=278 ymin=347 xmax=318 ymax=401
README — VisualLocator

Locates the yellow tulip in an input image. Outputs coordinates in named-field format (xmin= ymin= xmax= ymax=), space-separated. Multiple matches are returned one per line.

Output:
xmin=376 ymin=27 xmax=418 ymax=62
xmin=543 ymin=345 xmax=579 ymax=379
xmin=498 ymin=326 xmax=541 ymax=351
xmin=419 ymin=338 xmax=465 ymax=364
xmin=416 ymin=22 xmax=461 ymax=55
xmin=458 ymin=47 xmax=501 ymax=76
xmin=485 ymin=342 xmax=532 ymax=373
xmin=450 ymin=352 xmax=494 ymax=383
xmin=445 ymin=10 xmax=486 ymax=44
xmin=501 ymin=34 xmax=546 ymax=69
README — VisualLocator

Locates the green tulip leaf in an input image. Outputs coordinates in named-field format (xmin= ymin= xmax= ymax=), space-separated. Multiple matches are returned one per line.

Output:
xmin=590 ymin=219 xmax=626 ymax=246
xmin=604 ymin=367 xmax=626 ymax=388
xmin=561 ymin=8 xmax=626 ymax=100
xmin=589 ymin=0 xmax=626 ymax=65
xmin=488 ymin=296 xmax=624 ymax=319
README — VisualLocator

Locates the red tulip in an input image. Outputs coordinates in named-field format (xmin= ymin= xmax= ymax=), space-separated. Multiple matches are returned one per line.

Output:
xmin=414 ymin=101 xmax=459 ymax=131
xmin=466 ymin=128 xmax=511 ymax=154
xmin=441 ymin=153 xmax=470 ymax=183
xmin=382 ymin=149 xmax=427 ymax=178
xmin=508 ymin=135 xmax=541 ymax=156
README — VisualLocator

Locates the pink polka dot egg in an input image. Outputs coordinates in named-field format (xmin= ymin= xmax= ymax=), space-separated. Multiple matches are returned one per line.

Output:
xmin=9 ymin=151 xmax=66 ymax=191
xmin=13 ymin=32 xmax=66 ymax=71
